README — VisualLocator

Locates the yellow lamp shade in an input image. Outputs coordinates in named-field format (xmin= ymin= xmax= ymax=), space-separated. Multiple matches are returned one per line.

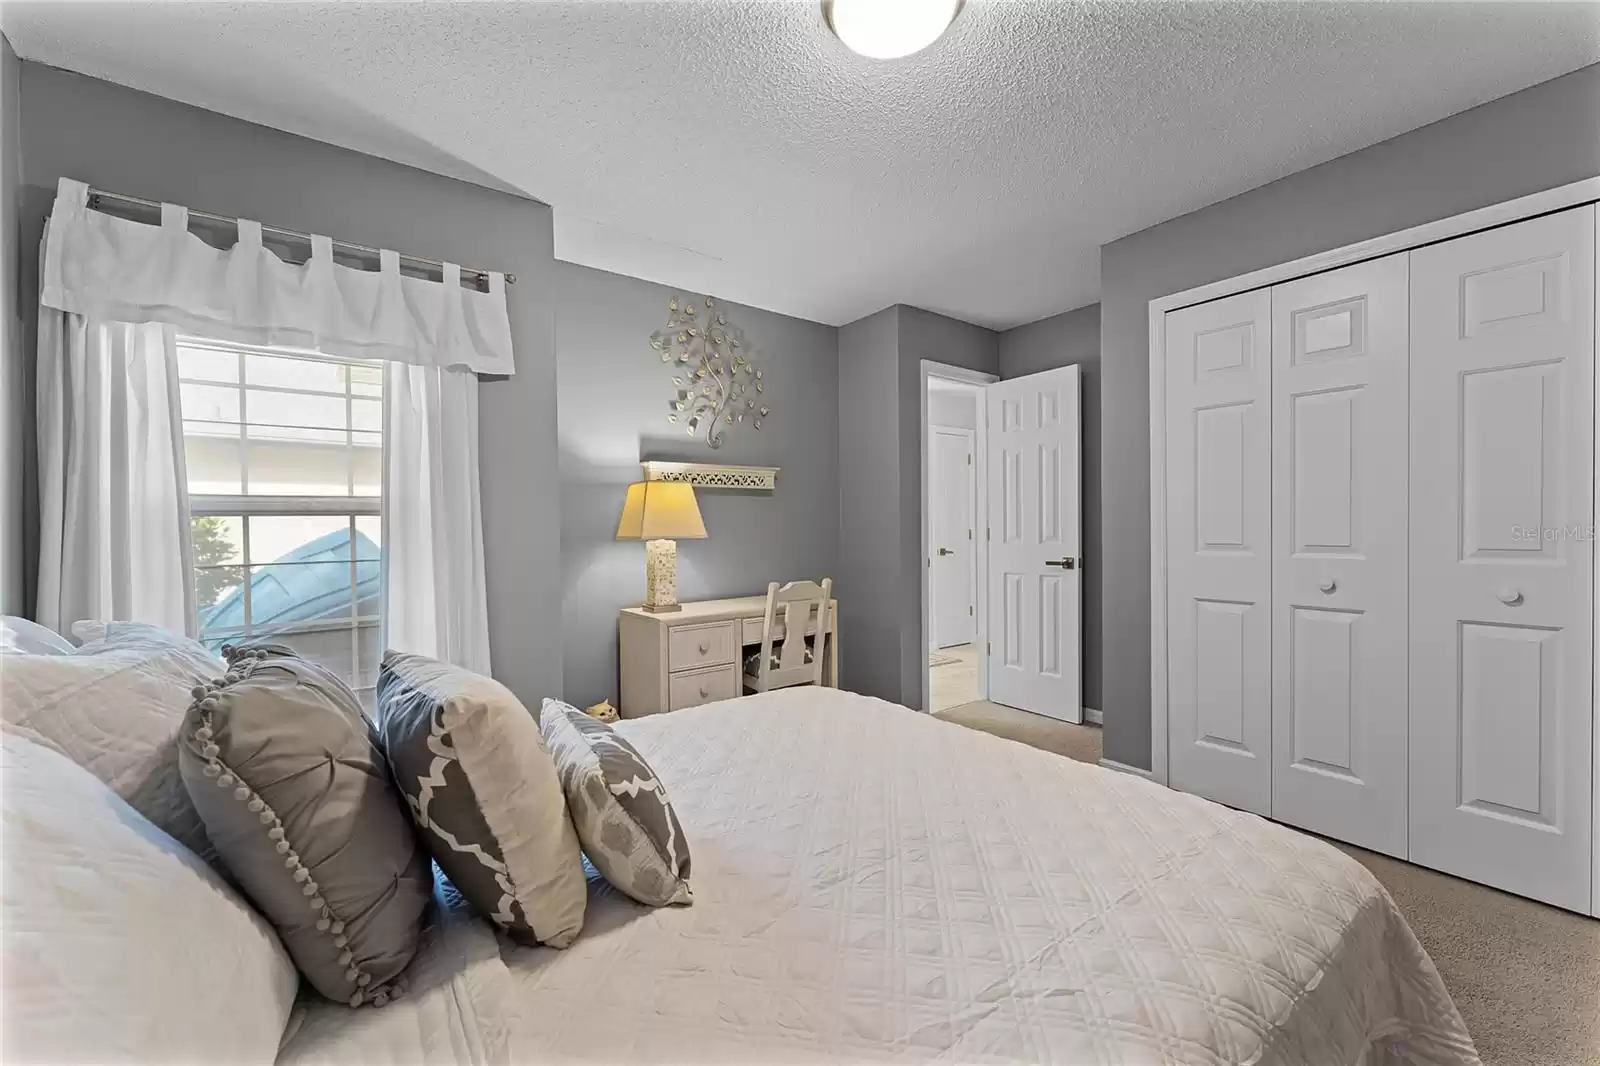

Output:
xmin=616 ymin=481 xmax=707 ymax=541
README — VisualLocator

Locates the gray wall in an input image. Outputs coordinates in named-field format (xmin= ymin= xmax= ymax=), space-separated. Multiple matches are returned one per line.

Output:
xmin=14 ymin=62 xmax=564 ymax=706
xmin=0 ymin=36 xmax=22 ymax=615
xmin=1099 ymin=61 xmax=1600 ymax=770
xmin=555 ymin=261 xmax=839 ymax=708
xmin=837 ymin=307 xmax=902 ymax=701
xmin=997 ymin=302 xmax=1101 ymax=712
xmin=838 ymin=305 xmax=999 ymax=708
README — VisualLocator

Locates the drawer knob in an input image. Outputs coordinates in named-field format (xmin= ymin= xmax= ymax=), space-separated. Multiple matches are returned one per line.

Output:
xmin=1498 ymin=587 xmax=1523 ymax=606
xmin=698 ymin=641 xmax=710 ymax=654
xmin=698 ymin=684 xmax=709 ymax=698
xmin=1319 ymin=578 xmax=1337 ymax=594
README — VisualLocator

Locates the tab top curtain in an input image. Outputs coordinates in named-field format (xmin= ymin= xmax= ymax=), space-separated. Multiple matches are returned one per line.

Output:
xmin=40 ymin=178 xmax=515 ymax=375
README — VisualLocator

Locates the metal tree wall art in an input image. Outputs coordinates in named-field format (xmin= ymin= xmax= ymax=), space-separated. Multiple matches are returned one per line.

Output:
xmin=651 ymin=294 xmax=769 ymax=449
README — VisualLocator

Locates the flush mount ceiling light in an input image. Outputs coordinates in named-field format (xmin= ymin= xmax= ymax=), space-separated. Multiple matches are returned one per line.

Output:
xmin=824 ymin=0 xmax=963 ymax=60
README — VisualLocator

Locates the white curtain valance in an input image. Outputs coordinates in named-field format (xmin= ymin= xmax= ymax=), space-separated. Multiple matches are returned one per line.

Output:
xmin=40 ymin=178 xmax=515 ymax=375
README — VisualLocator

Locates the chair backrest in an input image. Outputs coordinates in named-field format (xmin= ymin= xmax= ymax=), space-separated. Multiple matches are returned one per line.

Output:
xmin=749 ymin=578 xmax=832 ymax=692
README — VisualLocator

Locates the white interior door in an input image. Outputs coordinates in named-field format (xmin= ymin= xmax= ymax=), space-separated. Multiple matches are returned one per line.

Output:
xmin=1409 ymin=205 xmax=1595 ymax=912
xmin=985 ymin=366 xmax=1081 ymax=722
xmin=1270 ymin=254 xmax=1410 ymax=857
xmin=931 ymin=428 xmax=976 ymax=647
xmin=1165 ymin=290 xmax=1273 ymax=815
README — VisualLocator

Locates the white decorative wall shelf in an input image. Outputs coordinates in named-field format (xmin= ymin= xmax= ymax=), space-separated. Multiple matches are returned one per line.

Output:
xmin=641 ymin=461 xmax=778 ymax=492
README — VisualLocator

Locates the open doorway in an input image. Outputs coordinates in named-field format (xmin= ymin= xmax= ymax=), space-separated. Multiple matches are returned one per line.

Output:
xmin=920 ymin=362 xmax=996 ymax=714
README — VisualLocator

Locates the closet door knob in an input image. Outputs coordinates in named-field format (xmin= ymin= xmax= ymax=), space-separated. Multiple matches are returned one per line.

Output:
xmin=1319 ymin=578 xmax=1337 ymax=594
xmin=1497 ymin=588 xmax=1524 ymax=606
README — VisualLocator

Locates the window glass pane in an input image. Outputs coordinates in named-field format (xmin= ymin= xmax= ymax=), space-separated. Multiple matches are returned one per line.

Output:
xmin=351 ymin=398 xmax=381 ymax=433
xmin=181 ymin=383 xmax=241 ymax=424
xmin=192 ymin=515 xmax=244 ymax=565
xmin=178 ymin=347 xmax=239 ymax=384
xmin=244 ymin=439 xmax=351 ymax=496
xmin=351 ymin=434 xmax=381 ymax=496
xmin=244 ymin=561 xmax=355 ymax=630
xmin=245 ymin=390 xmax=347 ymax=432
xmin=194 ymin=565 xmax=247 ymax=615
xmin=349 ymin=364 xmax=383 ymax=397
xmin=353 ymin=516 xmax=382 ymax=559
xmin=183 ymin=432 xmax=242 ymax=494
xmin=248 ymin=515 xmax=351 ymax=565
xmin=246 ymin=354 xmax=345 ymax=394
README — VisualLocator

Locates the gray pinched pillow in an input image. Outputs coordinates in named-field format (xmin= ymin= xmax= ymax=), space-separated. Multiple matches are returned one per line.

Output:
xmin=375 ymin=652 xmax=587 ymax=948
xmin=538 ymin=699 xmax=692 ymax=907
xmin=177 ymin=646 xmax=432 ymax=1007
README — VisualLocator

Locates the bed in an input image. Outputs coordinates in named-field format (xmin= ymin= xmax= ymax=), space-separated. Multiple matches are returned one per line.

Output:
xmin=278 ymin=688 xmax=1478 ymax=1066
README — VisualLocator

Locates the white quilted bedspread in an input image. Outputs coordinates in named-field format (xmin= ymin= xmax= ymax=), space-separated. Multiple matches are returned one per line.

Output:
xmin=279 ymin=689 xmax=1478 ymax=1065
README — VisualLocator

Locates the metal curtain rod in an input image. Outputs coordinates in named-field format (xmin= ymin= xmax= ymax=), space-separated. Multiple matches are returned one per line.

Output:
xmin=86 ymin=188 xmax=517 ymax=287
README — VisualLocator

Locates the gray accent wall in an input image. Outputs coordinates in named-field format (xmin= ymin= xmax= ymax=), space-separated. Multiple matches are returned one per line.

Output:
xmin=555 ymin=261 xmax=839 ymax=708
xmin=1098 ymin=61 xmax=1600 ymax=770
xmin=839 ymin=305 xmax=998 ymax=708
xmin=13 ymin=62 xmax=563 ymax=705
xmin=0 ymin=36 xmax=22 ymax=615
xmin=997 ymin=303 xmax=1101 ymax=713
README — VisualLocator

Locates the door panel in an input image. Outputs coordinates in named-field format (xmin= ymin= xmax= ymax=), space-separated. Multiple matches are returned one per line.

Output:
xmin=986 ymin=366 xmax=1081 ymax=722
xmin=1271 ymin=253 xmax=1409 ymax=857
xmin=1166 ymin=291 xmax=1272 ymax=814
xmin=1410 ymin=205 xmax=1594 ymax=911
xmin=930 ymin=428 xmax=975 ymax=647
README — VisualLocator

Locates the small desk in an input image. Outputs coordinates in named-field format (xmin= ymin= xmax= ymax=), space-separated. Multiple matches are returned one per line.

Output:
xmin=617 ymin=595 xmax=840 ymax=718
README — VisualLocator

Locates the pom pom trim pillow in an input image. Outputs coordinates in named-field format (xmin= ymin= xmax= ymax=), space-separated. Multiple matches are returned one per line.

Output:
xmin=179 ymin=646 xmax=432 ymax=1007
xmin=375 ymin=651 xmax=587 ymax=949
xmin=539 ymin=698 xmax=692 ymax=907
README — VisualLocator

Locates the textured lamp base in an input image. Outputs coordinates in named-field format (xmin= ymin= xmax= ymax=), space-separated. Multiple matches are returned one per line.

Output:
xmin=642 ymin=538 xmax=681 ymax=612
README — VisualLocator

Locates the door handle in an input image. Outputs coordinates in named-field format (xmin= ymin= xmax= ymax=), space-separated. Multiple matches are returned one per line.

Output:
xmin=1044 ymin=557 xmax=1076 ymax=569
xmin=937 ymin=548 xmax=954 ymax=556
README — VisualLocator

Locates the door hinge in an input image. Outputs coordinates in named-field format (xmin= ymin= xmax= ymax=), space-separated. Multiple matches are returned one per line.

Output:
xmin=987 ymin=641 xmax=992 ymax=654
xmin=967 ymin=454 xmax=972 ymax=465
xmin=968 ymin=605 xmax=973 ymax=616
xmin=967 ymin=529 xmax=972 ymax=540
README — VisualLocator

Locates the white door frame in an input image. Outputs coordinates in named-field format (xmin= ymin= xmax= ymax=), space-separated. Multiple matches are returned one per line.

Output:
xmin=921 ymin=360 xmax=999 ymax=714
xmin=929 ymin=425 xmax=978 ymax=650
xmin=1146 ymin=176 xmax=1600 ymax=916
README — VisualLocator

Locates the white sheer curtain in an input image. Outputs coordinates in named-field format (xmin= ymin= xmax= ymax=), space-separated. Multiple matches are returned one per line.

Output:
xmin=34 ymin=177 xmax=514 ymax=662
xmin=34 ymin=312 xmax=195 ymax=635
xmin=381 ymin=364 xmax=492 ymax=673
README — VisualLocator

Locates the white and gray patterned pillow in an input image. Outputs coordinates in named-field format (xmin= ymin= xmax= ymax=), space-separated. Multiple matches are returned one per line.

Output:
xmin=375 ymin=652 xmax=587 ymax=949
xmin=538 ymin=699 xmax=692 ymax=907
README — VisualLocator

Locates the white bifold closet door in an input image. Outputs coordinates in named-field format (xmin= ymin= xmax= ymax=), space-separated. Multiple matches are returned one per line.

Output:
xmin=1270 ymin=255 xmax=1411 ymax=859
xmin=1409 ymin=205 xmax=1595 ymax=912
xmin=1165 ymin=290 xmax=1273 ymax=815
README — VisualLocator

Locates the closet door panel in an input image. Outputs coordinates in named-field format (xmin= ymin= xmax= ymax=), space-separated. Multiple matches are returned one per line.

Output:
xmin=1410 ymin=205 xmax=1595 ymax=912
xmin=1165 ymin=290 xmax=1272 ymax=815
xmin=1271 ymin=253 xmax=1410 ymax=858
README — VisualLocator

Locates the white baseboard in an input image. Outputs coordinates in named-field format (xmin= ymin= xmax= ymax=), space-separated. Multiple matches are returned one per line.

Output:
xmin=1084 ymin=706 xmax=1102 ymax=725
xmin=1098 ymin=758 xmax=1155 ymax=781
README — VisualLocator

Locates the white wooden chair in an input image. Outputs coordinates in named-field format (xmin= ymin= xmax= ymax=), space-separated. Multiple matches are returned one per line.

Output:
xmin=743 ymin=579 xmax=833 ymax=693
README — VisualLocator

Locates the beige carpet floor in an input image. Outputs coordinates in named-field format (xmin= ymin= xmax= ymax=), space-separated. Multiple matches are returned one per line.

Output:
xmin=932 ymin=699 xmax=1600 ymax=1066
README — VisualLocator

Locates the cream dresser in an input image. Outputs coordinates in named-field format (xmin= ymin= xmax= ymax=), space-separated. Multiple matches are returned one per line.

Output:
xmin=617 ymin=595 xmax=840 ymax=718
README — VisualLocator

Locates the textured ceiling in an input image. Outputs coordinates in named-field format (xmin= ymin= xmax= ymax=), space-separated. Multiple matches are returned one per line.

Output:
xmin=5 ymin=2 xmax=1598 ymax=329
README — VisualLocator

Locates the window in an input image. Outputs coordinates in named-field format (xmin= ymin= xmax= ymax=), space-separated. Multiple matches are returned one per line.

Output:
xmin=178 ymin=339 xmax=383 ymax=700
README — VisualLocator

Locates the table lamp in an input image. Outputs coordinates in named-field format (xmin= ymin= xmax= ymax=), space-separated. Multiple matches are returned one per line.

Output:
xmin=616 ymin=481 xmax=707 ymax=612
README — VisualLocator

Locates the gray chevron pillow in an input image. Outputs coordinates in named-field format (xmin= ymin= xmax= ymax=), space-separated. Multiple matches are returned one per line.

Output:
xmin=538 ymin=699 xmax=692 ymax=907
xmin=375 ymin=652 xmax=586 ymax=949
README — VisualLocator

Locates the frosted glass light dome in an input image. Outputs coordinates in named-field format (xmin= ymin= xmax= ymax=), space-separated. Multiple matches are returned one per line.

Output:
xmin=825 ymin=0 xmax=963 ymax=60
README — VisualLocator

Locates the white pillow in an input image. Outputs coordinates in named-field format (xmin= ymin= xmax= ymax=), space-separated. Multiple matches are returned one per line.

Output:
xmin=0 ymin=621 xmax=224 ymax=855
xmin=1 ymin=731 xmax=299 ymax=1064
xmin=0 ymin=615 xmax=75 ymax=655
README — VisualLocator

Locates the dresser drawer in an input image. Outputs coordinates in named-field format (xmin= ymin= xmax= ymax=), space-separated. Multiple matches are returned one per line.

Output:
xmin=668 ymin=665 xmax=738 ymax=711
xmin=668 ymin=622 xmax=736 ymax=670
